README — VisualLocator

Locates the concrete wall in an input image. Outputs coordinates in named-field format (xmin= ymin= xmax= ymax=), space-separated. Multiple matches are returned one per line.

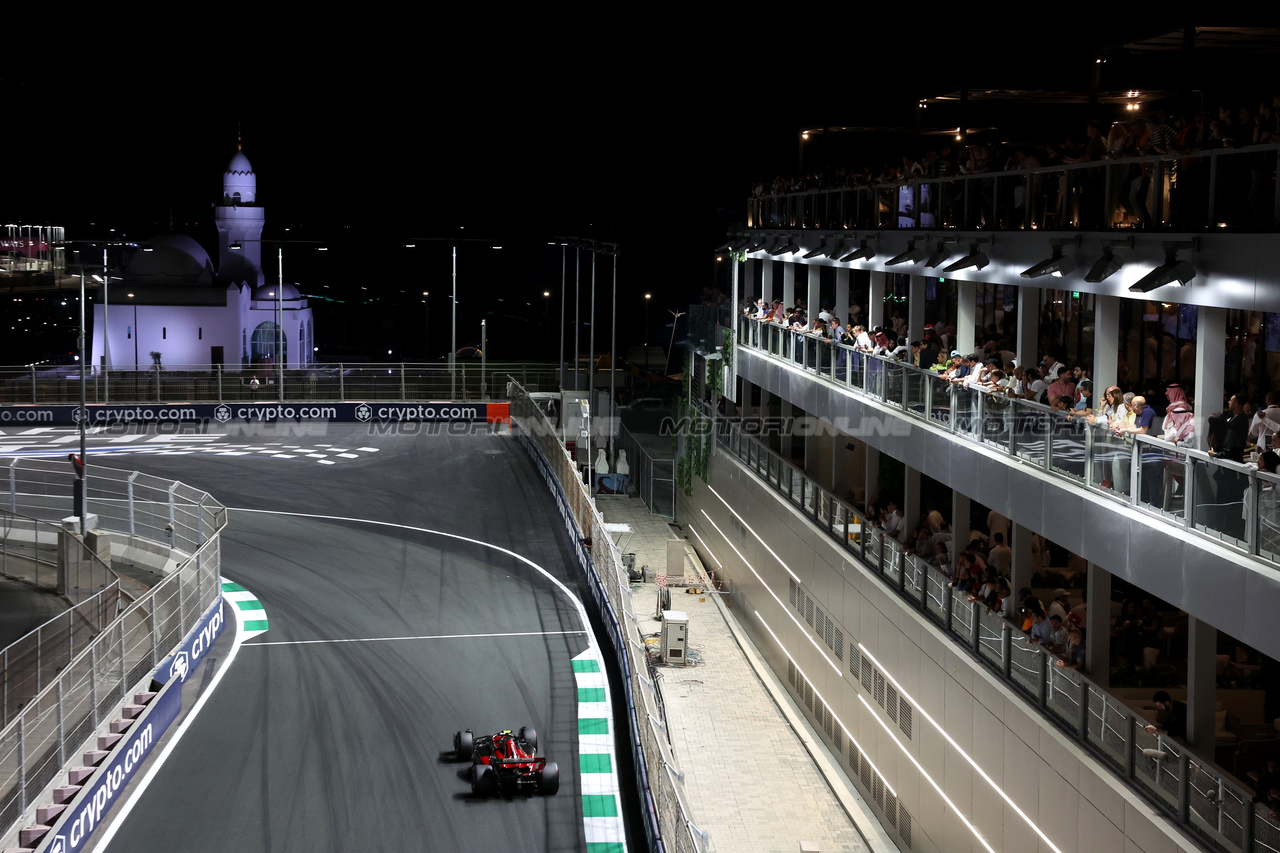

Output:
xmin=680 ymin=452 xmax=1199 ymax=853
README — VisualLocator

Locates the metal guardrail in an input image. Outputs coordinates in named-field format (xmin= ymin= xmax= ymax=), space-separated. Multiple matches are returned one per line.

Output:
xmin=509 ymin=379 xmax=705 ymax=853
xmin=717 ymin=415 xmax=1280 ymax=853
xmin=0 ymin=458 xmax=225 ymax=836
xmin=748 ymin=142 xmax=1280 ymax=233
xmin=738 ymin=316 xmax=1280 ymax=571
xmin=0 ymin=361 xmax=561 ymax=406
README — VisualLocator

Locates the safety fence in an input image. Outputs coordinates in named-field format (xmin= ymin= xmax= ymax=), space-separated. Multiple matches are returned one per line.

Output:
xmin=717 ymin=416 xmax=1279 ymax=853
xmin=0 ymin=361 xmax=560 ymax=406
xmin=0 ymin=458 xmax=225 ymax=836
xmin=509 ymin=379 xmax=704 ymax=853
xmin=738 ymin=316 xmax=1280 ymax=572
xmin=618 ymin=425 xmax=676 ymax=520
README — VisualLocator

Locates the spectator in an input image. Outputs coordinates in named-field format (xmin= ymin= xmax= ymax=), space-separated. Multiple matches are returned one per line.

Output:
xmin=1144 ymin=690 xmax=1187 ymax=740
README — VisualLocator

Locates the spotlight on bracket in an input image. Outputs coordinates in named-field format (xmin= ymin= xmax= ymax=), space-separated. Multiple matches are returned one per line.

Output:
xmin=885 ymin=241 xmax=930 ymax=266
xmin=802 ymin=240 xmax=828 ymax=259
xmin=925 ymin=243 xmax=953 ymax=269
xmin=767 ymin=238 xmax=799 ymax=256
xmin=1084 ymin=246 xmax=1123 ymax=283
xmin=1021 ymin=238 xmax=1079 ymax=279
xmin=1129 ymin=242 xmax=1198 ymax=293
xmin=838 ymin=240 xmax=875 ymax=263
xmin=944 ymin=244 xmax=989 ymax=272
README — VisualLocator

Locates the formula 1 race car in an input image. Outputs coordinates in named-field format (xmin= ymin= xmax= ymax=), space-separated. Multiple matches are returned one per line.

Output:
xmin=453 ymin=727 xmax=560 ymax=796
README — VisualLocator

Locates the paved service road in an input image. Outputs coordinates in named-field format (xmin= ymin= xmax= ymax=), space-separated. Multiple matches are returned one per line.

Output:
xmin=77 ymin=424 xmax=599 ymax=853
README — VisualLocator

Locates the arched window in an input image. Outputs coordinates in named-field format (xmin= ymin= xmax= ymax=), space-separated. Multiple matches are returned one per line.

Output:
xmin=232 ymin=192 xmax=242 ymax=204
xmin=299 ymin=323 xmax=306 ymax=365
xmin=250 ymin=321 xmax=286 ymax=365
xmin=307 ymin=319 xmax=313 ymax=360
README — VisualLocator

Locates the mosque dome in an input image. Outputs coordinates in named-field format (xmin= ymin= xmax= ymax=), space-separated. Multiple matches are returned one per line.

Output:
xmin=223 ymin=149 xmax=257 ymax=204
xmin=252 ymin=282 xmax=302 ymax=301
xmin=126 ymin=234 xmax=215 ymax=286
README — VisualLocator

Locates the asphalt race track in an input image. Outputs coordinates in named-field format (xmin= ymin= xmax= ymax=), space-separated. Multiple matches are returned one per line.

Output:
xmin=61 ymin=423 xmax=600 ymax=853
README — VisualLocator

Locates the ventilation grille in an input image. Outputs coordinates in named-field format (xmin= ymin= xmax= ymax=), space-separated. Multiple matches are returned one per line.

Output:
xmin=849 ymin=643 xmax=861 ymax=680
xmin=887 ymin=685 xmax=899 ymax=722
xmin=805 ymin=598 xmax=814 ymax=626
xmin=874 ymin=669 xmax=886 ymax=707
xmin=789 ymin=578 xmax=798 ymax=607
xmin=833 ymin=627 xmax=844 ymax=660
xmin=900 ymin=701 xmax=913 ymax=740
xmin=861 ymin=659 xmax=874 ymax=692
xmin=901 ymin=810 xmax=913 ymax=848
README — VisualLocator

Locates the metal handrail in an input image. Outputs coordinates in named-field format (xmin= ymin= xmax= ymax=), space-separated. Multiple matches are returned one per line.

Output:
xmin=737 ymin=316 xmax=1280 ymax=570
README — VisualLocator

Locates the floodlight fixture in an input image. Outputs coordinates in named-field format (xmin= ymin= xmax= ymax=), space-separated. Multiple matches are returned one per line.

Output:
xmin=885 ymin=241 xmax=929 ymax=266
xmin=943 ymin=244 xmax=989 ymax=272
xmin=731 ymin=237 xmax=752 ymax=251
xmin=924 ymin=243 xmax=953 ymax=269
xmin=767 ymin=238 xmax=799 ymax=256
xmin=1129 ymin=249 xmax=1196 ymax=293
xmin=1020 ymin=239 xmax=1079 ymax=279
xmin=838 ymin=240 xmax=875 ymax=263
xmin=746 ymin=236 xmax=770 ymax=253
xmin=1084 ymin=247 xmax=1122 ymax=282
xmin=802 ymin=240 xmax=828 ymax=259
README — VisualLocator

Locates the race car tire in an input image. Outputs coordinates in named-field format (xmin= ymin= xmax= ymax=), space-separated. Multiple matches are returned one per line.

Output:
xmin=472 ymin=763 xmax=496 ymax=796
xmin=454 ymin=729 xmax=473 ymax=761
xmin=519 ymin=726 xmax=538 ymax=752
xmin=538 ymin=761 xmax=560 ymax=795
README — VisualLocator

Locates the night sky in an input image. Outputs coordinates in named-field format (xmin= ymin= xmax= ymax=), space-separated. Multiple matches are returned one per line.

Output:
xmin=0 ymin=24 xmax=1261 ymax=364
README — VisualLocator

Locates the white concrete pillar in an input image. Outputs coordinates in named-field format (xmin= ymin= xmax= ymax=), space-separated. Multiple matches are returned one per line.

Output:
xmin=782 ymin=262 xmax=796 ymax=309
xmin=957 ymin=279 xmax=977 ymax=355
xmin=745 ymin=258 xmax=759 ymax=303
xmin=1016 ymin=284 xmax=1039 ymax=370
xmin=1186 ymin=616 xmax=1218 ymax=750
xmin=1010 ymin=522 xmax=1035 ymax=599
xmin=807 ymin=263 xmax=821 ymax=316
xmin=780 ymin=399 xmax=795 ymax=462
xmin=835 ymin=268 xmax=850 ymax=325
xmin=902 ymin=464 xmax=922 ymax=536
xmin=1085 ymin=562 xmax=1111 ymax=686
xmin=1195 ymin=306 xmax=1227 ymax=452
xmin=908 ymin=274 xmax=927 ymax=344
xmin=761 ymin=259 xmax=774 ymax=306
xmin=865 ymin=444 xmax=880 ymax=508
xmin=1093 ymin=294 xmax=1121 ymax=395
xmin=868 ymin=271 xmax=887 ymax=330
xmin=951 ymin=491 xmax=971 ymax=542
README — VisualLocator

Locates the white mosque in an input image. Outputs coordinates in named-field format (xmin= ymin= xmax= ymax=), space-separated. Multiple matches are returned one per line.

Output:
xmin=89 ymin=145 xmax=315 ymax=371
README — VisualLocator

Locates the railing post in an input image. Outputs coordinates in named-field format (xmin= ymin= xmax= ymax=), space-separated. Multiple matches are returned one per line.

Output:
xmin=339 ymin=363 xmax=345 ymax=401
xmin=217 ymin=362 xmax=223 ymax=403
xmin=400 ymin=363 xmax=406 ymax=400
xmin=118 ymin=617 xmax=126 ymax=699
xmin=168 ymin=482 xmax=178 ymax=540
xmin=8 ymin=459 xmax=15 ymax=515
xmin=30 ymin=366 xmax=36 ymax=404
xmin=1241 ymin=796 xmax=1255 ymax=853
xmin=149 ymin=603 xmax=159 ymax=669
xmin=1183 ymin=457 xmax=1195 ymax=531
xmin=1037 ymin=649 xmax=1048 ymax=708
xmin=127 ymin=471 xmax=138 ymax=536
xmin=1084 ymin=422 xmax=1094 ymax=486
xmin=1247 ymin=468 xmax=1260 ymax=555
xmin=17 ymin=715 xmax=25 ymax=812
xmin=1125 ymin=715 xmax=1137 ymax=780
xmin=1177 ymin=751 xmax=1191 ymax=823
xmin=1077 ymin=680 xmax=1089 ymax=738
xmin=90 ymin=643 xmax=98 ymax=727
xmin=969 ymin=600 xmax=980 ymax=651
xmin=56 ymin=678 xmax=65 ymax=769
xmin=1001 ymin=623 xmax=1012 ymax=679
xmin=1130 ymin=440 xmax=1141 ymax=507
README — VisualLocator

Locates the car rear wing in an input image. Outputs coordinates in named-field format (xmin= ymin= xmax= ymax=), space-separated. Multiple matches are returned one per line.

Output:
xmin=493 ymin=756 xmax=545 ymax=767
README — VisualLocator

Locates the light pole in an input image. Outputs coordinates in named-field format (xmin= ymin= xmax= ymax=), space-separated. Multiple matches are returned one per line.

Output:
xmin=276 ymin=247 xmax=284 ymax=403
xmin=644 ymin=293 xmax=652 ymax=372
xmin=665 ymin=309 xmax=686 ymax=376
xmin=422 ymin=291 xmax=430 ymax=360
xmin=77 ymin=264 xmax=87 ymax=534
xmin=542 ymin=291 xmax=551 ymax=360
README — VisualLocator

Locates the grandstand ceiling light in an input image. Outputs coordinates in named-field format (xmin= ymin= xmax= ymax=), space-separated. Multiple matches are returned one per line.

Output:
xmin=944 ymin=244 xmax=989 ymax=272
xmin=767 ymin=238 xmax=799 ymax=256
xmin=1128 ymin=240 xmax=1199 ymax=293
xmin=1020 ymin=239 xmax=1079 ymax=279
xmin=838 ymin=239 xmax=875 ymax=263
xmin=802 ymin=240 xmax=829 ymax=259
xmin=925 ymin=243 xmax=953 ymax=269
xmin=885 ymin=241 xmax=929 ymax=266
xmin=731 ymin=237 xmax=753 ymax=251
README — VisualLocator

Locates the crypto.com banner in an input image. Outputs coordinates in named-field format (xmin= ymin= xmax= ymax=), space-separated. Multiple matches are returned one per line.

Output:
xmin=0 ymin=401 xmax=510 ymax=426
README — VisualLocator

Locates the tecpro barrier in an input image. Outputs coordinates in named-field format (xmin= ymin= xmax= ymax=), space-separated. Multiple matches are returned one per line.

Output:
xmin=0 ymin=402 xmax=509 ymax=426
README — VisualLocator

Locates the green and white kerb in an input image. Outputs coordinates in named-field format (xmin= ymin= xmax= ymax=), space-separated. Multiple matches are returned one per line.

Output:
xmin=573 ymin=649 xmax=626 ymax=853
xmin=221 ymin=578 xmax=269 ymax=640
